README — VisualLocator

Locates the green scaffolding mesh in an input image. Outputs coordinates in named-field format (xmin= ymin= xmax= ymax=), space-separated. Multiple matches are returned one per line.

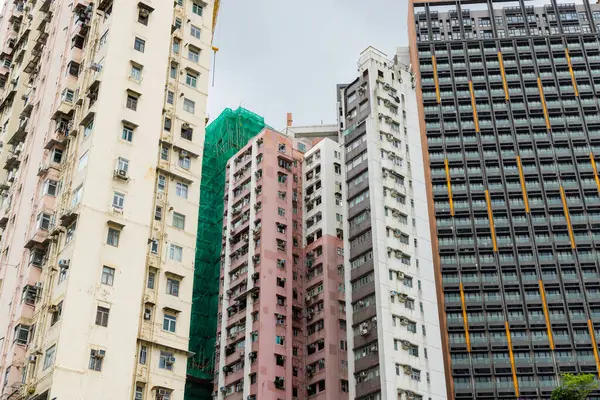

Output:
xmin=185 ymin=107 xmax=267 ymax=399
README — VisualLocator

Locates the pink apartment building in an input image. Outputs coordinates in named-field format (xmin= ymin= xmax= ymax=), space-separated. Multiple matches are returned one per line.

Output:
xmin=214 ymin=129 xmax=348 ymax=400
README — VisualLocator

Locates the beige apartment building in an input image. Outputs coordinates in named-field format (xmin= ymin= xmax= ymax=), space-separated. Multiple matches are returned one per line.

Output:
xmin=0 ymin=0 xmax=213 ymax=399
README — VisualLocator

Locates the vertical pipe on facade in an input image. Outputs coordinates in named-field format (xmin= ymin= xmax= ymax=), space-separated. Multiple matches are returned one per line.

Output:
xmin=590 ymin=152 xmax=600 ymax=194
xmin=565 ymin=49 xmax=579 ymax=97
xmin=484 ymin=190 xmax=497 ymax=252
xmin=505 ymin=322 xmax=520 ymax=398
xmin=498 ymin=52 xmax=509 ymax=101
xmin=432 ymin=55 xmax=440 ymax=103
xmin=559 ymin=186 xmax=576 ymax=249
xmin=537 ymin=77 xmax=551 ymax=130
xmin=516 ymin=156 xmax=529 ymax=213
xmin=459 ymin=283 xmax=471 ymax=352
xmin=468 ymin=81 xmax=479 ymax=132
xmin=588 ymin=319 xmax=600 ymax=378
xmin=538 ymin=280 xmax=554 ymax=350
xmin=444 ymin=159 xmax=454 ymax=216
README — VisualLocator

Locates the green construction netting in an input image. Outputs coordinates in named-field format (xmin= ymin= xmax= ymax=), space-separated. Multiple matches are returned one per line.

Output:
xmin=185 ymin=107 xmax=267 ymax=399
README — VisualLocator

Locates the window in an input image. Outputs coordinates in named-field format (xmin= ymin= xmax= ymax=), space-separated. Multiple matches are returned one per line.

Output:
xmin=52 ymin=148 xmax=63 ymax=163
xmin=139 ymin=345 xmax=147 ymax=365
xmin=99 ymin=31 xmax=109 ymax=47
xmin=126 ymin=94 xmax=138 ymax=111
xmin=43 ymin=345 xmax=56 ymax=370
xmin=172 ymin=38 xmax=180 ymax=54
xmin=122 ymin=125 xmax=134 ymax=142
xmin=167 ymin=90 xmax=174 ymax=104
xmin=163 ymin=314 xmax=176 ymax=332
xmin=78 ymin=151 xmax=89 ymax=171
xmin=172 ymin=212 xmax=186 ymax=229
xmin=169 ymin=244 xmax=183 ymax=262
xmin=192 ymin=2 xmax=203 ymax=15
xmin=183 ymin=98 xmax=195 ymax=114
xmin=190 ymin=25 xmax=201 ymax=39
xmin=167 ymin=278 xmax=180 ymax=296
xmin=112 ymin=192 xmax=125 ymax=209
xmin=174 ymin=17 xmax=182 ymax=29
xmin=95 ymin=306 xmax=109 ymax=327
xmin=71 ymin=186 xmax=82 ymax=207
xmin=159 ymin=351 xmax=174 ymax=370
xmin=131 ymin=64 xmax=142 ymax=81
xmin=155 ymin=206 xmax=163 ymax=221
xmin=160 ymin=146 xmax=169 ymax=161
xmin=65 ymin=221 xmax=76 ymax=244
xmin=170 ymin=64 xmax=177 ymax=79
xmin=135 ymin=385 xmax=143 ymax=400
xmin=44 ymin=179 xmax=58 ymax=196
xmin=147 ymin=270 xmax=156 ymax=289
xmin=178 ymin=155 xmax=191 ymax=170
xmin=37 ymin=213 xmax=52 ymax=230
xmin=117 ymin=157 xmax=129 ymax=173
xmin=138 ymin=6 xmax=150 ymax=25
xmin=84 ymin=119 xmax=94 ymax=137
xmin=164 ymin=117 xmax=172 ymax=132
xmin=188 ymin=47 xmax=199 ymax=63
xmin=89 ymin=349 xmax=104 ymax=371
xmin=101 ymin=266 xmax=115 ymax=285
xmin=107 ymin=227 xmax=120 ymax=247
xmin=13 ymin=324 xmax=30 ymax=345
xmin=181 ymin=125 xmax=193 ymax=140
xmin=176 ymin=182 xmax=188 ymax=198
xmin=186 ymin=72 xmax=197 ymax=88
xmin=158 ymin=175 xmax=166 ymax=192
xmin=278 ymin=207 xmax=285 ymax=216
xmin=61 ymin=88 xmax=74 ymax=103
xmin=50 ymin=301 xmax=62 ymax=325
xmin=134 ymin=37 xmax=145 ymax=52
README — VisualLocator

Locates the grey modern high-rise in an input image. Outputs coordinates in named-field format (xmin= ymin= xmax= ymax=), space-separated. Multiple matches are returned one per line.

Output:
xmin=409 ymin=0 xmax=600 ymax=399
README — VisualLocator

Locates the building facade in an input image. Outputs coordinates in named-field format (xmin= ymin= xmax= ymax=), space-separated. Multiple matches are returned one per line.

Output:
xmin=409 ymin=0 xmax=600 ymax=398
xmin=187 ymin=107 xmax=267 ymax=400
xmin=339 ymin=47 xmax=447 ymax=400
xmin=214 ymin=129 xmax=350 ymax=400
xmin=0 ymin=1 xmax=213 ymax=399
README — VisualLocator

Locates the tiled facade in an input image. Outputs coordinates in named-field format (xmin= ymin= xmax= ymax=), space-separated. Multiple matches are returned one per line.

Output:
xmin=409 ymin=0 xmax=600 ymax=398
xmin=339 ymin=47 xmax=446 ymax=400
xmin=214 ymin=130 xmax=349 ymax=400
xmin=0 ymin=1 xmax=212 ymax=399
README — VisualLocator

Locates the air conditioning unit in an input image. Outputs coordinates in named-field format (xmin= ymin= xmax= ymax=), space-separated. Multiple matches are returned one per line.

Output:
xmin=139 ymin=8 xmax=150 ymax=17
xmin=179 ymin=150 xmax=188 ymax=158
xmin=58 ymin=259 xmax=70 ymax=268
xmin=239 ymin=350 xmax=245 ymax=357
xmin=97 ymin=349 xmax=106 ymax=358
xmin=370 ymin=344 xmax=378 ymax=352
xmin=219 ymin=387 xmax=227 ymax=393
xmin=159 ymin=388 xmax=170 ymax=396
xmin=167 ymin=356 xmax=176 ymax=364
xmin=115 ymin=169 xmax=128 ymax=179
xmin=89 ymin=62 xmax=102 ymax=71
xmin=34 ymin=282 xmax=43 ymax=289
xmin=48 ymin=305 xmax=58 ymax=313
xmin=28 ymin=355 xmax=37 ymax=363
xmin=144 ymin=311 xmax=151 ymax=320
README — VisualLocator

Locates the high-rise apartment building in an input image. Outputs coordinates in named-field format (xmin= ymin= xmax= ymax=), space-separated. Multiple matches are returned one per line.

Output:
xmin=214 ymin=129 xmax=349 ymax=400
xmin=187 ymin=107 xmax=266 ymax=400
xmin=0 ymin=1 xmax=212 ymax=399
xmin=338 ymin=47 xmax=446 ymax=400
xmin=409 ymin=0 xmax=600 ymax=398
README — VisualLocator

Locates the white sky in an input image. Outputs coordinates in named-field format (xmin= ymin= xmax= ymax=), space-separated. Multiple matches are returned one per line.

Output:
xmin=207 ymin=0 xmax=409 ymax=128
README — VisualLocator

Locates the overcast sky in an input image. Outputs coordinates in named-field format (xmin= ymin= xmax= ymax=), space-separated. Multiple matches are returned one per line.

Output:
xmin=207 ymin=0 xmax=409 ymax=129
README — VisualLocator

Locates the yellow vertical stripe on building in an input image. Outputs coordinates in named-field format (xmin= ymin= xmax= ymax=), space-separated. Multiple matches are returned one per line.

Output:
xmin=565 ymin=49 xmax=579 ymax=97
xmin=539 ymin=280 xmax=554 ymax=350
xmin=498 ymin=52 xmax=509 ymax=101
xmin=468 ymin=81 xmax=480 ymax=132
xmin=537 ymin=77 xmax=550 ymax=130
xmin=560 ymin=186 xmax=576 ymax=249
xmin=444 ymin=158 xmax=454 ymax=216
xmin=516 ymin=156 xmax=529 ymax=213
xmin=590 ymin=152 xmax=600 ymax=194
xmin=505 ymin=322 xmax=520 ymax=398
xmin=459 ymin=283 xmax=471 ymax=352
xmin=485 ymin=190 xmax=497 ymax=252
xmin=432 ymin=55 xmax=440 ymax=103
xmin=588 ymin=320 xmax=600 ymax=379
